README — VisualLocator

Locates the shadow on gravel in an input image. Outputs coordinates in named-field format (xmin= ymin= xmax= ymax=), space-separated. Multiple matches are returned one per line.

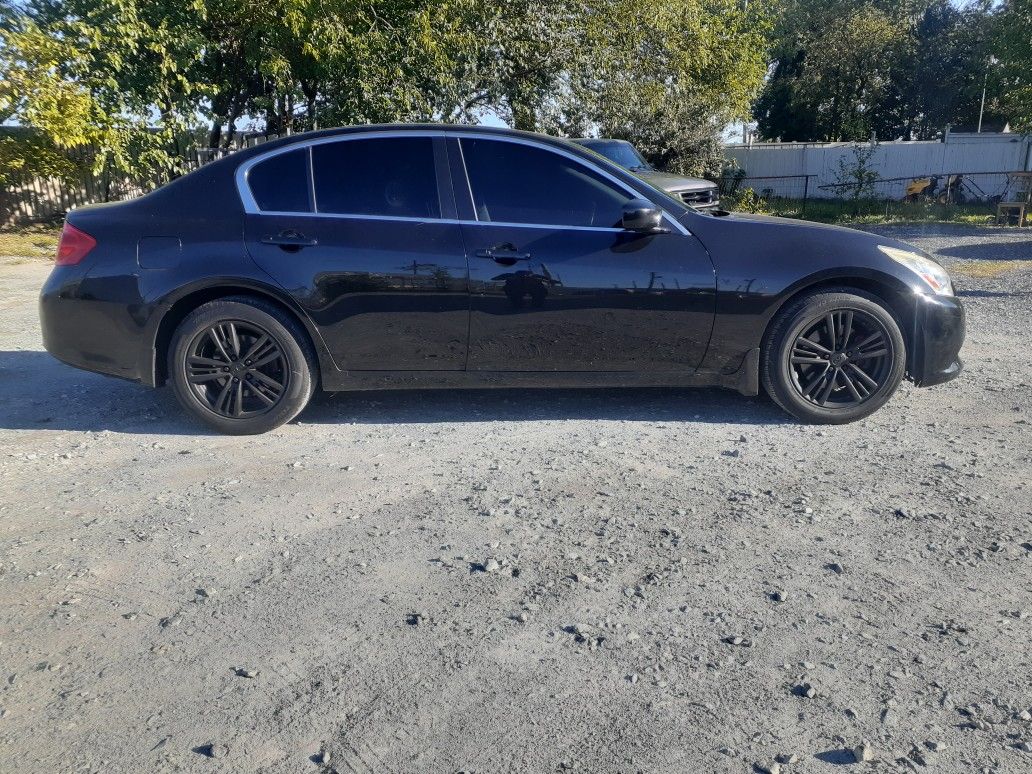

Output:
xmin=0 ymin=350 xmax=789 ymax=433
xmin=310 ymin=387 xmax=787 ymax=427
xmin=814 ymin=749 xmax=856 ymax=765
xmin=0 ymin=350 xmax=202 ymax=435
xmin=937 ymin=241 xmax=1032 ymax=261
xmin=955 ymin=289 xmax=1032 ymax=299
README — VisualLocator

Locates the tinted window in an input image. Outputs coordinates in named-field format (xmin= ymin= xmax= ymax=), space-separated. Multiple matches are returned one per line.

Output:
xmin=460 ymin=138 xmax=631 ymax=227
xmin=312 ymin=137 xmax=440 ymax=219
xmin=579 ymin=140 xmax=652 ymax=171
xmin=248 ymin=148 xmax=311 ymax=212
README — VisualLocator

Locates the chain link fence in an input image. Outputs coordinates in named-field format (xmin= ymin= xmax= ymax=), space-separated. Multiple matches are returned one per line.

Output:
xmin=718 ymin=170 xmax=1026 ymax=223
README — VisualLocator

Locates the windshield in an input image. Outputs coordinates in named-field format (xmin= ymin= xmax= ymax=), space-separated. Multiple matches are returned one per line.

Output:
xmin=579 ymin=140 xmax=653 ymax=172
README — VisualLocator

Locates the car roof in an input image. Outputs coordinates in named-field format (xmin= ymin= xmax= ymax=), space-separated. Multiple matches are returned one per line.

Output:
xmin=141 ymin=123 xmax=689 ymax=218
xmin=229 ymin=123 xmax=587 ymax=164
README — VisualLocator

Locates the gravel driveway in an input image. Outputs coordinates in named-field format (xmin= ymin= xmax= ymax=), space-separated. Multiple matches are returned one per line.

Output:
xmin=1 ymin=224 xmax=1030 ymax=773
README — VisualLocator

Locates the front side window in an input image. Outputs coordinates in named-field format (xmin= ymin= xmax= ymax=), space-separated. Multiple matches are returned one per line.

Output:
xmin=312 ymin=137 xmax=440 ymax=219
xmin=247 ymin=148 xmax=312 ymax=213
xmin=460 ymin=138 xmax=631 ymax=228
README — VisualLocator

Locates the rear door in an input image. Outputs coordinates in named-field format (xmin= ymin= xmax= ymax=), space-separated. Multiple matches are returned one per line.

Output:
xmin=450 ymin=135 xmax=715 ymax=372
xmin=241 ymin=133 xmax=469 ymax=371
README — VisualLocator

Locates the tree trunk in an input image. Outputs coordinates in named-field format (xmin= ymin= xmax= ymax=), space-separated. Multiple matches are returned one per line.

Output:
xmin=208 ymin=121 xmax=222 ymax=150
xmin=301 ymin=80 xmax=319 ymax=130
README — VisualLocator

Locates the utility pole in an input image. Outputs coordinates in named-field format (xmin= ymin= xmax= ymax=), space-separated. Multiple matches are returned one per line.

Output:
xmin=978 ymin=56 xmax=998 ymax=133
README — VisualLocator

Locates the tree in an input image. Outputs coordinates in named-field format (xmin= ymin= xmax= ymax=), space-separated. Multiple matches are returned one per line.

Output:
xmin=440 ymin=0 xmax=770 ymax=175
xmin=578 ymin=0 xmax=771 ymax=175
xmin=755 ymin=1 xmax=906 ymax=142
xmin=872 ymin=0 xmax=999 ymax=139
xmin=755 ymin=0 xmax=1005 ymax=142
xmin=1 ymin=0 xmax=202 ymax=184
xmin=0 ymin=0 xmax=772 ymax=185
xmin=994 ymin=0 xmax=1032 ymax=131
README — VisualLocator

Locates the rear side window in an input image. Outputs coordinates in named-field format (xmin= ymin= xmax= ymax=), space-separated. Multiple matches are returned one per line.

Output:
xmin=459 ymin=138 xmax=630 ymax=228
xmin=247 ymin=148 xmax=312 ymax=212
xmin=312 ymin=137 xmax=440 ymax=219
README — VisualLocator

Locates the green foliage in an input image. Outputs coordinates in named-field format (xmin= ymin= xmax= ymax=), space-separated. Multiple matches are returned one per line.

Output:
xmin=873 ymin=0 xmax=999 ymax=139
xmin=1 ymin=0 xmax=772 ymax=185
xmin=755 ymin=0 xmax=1003 ymax=142
xmin=720 ymin=187 xmax=996 ymax=225
xmin=577 ymin=0 xmax=772 ymax=176
xmin=0 ymin=21 xmax=100 ymax=183
xmin=756 ymin=1 xmax=906 ymax=141
xmin=723 ymin=187 xmax=769 ymax=213
xmin=834 ymin=141 xmax=882 ymax=208
xmin=1 ymin=0 xmax=200 ymax=184
xmin=994 ymin=0 xmax=1032 ymax=131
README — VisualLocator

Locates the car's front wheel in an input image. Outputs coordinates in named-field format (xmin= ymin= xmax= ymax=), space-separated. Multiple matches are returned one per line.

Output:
xmin=761 ymin=289 xmax=906 ymax=424
xmin=168 ymin=297 xmax=317 ymax=434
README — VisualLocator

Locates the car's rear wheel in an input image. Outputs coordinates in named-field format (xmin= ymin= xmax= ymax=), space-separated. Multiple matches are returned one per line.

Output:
xmin=168 ymin=297 xmax=316 ymax=434
xmin=761 ymin=289 xmax=906 ymax=424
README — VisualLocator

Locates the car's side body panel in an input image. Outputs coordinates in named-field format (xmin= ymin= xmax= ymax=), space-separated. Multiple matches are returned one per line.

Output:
xmin=236 ymin=132 xmax=472 ymax=372
xmin=446 ymin=132 xmax=716 ymax=372
xmin=243 ymin=212 xmax=470 ymax=371
xmin=460 ymin=223 xmax=715 ymax=372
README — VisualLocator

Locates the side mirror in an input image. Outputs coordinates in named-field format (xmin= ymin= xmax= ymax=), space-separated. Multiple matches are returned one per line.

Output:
xmin=621 ymin=199 xmax=669 ymax=233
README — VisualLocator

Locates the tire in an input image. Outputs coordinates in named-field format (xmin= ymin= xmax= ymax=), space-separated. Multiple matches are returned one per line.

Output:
xmin=168 ymin=296 xmax=317 ymax=434
xmin=761 ymin=289 xmax=906 ymax=424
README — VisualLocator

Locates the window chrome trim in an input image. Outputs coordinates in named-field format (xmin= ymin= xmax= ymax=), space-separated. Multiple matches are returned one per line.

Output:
xmin=253 ymin=210 xmax=627 ymax=232
xmin=234 ymin=127 xmax=690 ymax=236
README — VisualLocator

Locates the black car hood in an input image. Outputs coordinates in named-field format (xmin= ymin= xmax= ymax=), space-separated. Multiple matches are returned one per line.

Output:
xmin=692 ymin=210 xmax=938 ymax=262
xmin=719 ymin=211 xmax=859 ymax=232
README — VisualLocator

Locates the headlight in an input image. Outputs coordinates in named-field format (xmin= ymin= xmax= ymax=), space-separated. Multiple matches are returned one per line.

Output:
xmin=877 ymin=245 xmax=954 ymax=296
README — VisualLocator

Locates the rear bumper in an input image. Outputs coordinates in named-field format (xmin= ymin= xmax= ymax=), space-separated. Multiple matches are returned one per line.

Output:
xmin=909 ymin=293 xmax=965 ymax=387
xmin=39 ymin=266 xmax=148 ymax=384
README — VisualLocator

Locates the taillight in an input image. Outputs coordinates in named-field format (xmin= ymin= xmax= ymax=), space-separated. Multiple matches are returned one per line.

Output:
xmin=56 ymin=222 xmax=97 ymax=266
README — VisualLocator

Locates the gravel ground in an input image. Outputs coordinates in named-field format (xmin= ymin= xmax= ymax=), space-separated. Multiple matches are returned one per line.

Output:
xmin=1 ymin=224 xmax=1030 ymax=773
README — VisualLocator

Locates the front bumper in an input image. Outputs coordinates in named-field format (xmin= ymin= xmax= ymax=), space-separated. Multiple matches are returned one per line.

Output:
xmin=909 ymin=292 xmax=965 ymax=387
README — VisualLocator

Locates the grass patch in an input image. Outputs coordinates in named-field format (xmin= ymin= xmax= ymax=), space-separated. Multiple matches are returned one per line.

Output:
xmin=0 ymin=224 xmax=61 ymax=260
xmin=722 ymin=192 xmax=1002 ymax=227
xmin=951 ymin=260 xmax=1032 ymax=279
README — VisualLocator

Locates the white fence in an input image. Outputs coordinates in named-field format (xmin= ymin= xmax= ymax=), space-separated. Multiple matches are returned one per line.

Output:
xmin=724 ymin=132 xmax=1032 ymax=199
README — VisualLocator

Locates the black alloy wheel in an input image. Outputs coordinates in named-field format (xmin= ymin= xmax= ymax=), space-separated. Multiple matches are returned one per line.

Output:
xmin=169 ymin=297 xmax=316 ymax=434
xmin=185 ymin=320 xmax=288 ymax=418
xmin=788 ymin=309 xmax=893 ymax=408
xmin=762 ymin=289 xmax=906 ymax=424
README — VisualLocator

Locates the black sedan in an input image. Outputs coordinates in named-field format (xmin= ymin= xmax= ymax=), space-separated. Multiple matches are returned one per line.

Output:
xmin=40 ymin=125 xmax=964 ymax=434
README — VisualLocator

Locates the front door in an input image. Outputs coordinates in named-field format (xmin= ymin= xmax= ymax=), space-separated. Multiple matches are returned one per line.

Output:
xmin=451 ymin=136 xmax=715 ymax=372
xmin=242 ymin=135 xmax=469 ymax=371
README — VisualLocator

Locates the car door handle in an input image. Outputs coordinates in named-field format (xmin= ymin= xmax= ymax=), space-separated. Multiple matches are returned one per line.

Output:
xmin=261 ymin=230 xmax=318 ymax=249
xmin=475 ymin=244 xmax=532 ymax=265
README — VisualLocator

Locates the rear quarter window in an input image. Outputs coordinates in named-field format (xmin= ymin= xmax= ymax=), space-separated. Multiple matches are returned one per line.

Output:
xmin=247 ymin=148 xmax=312 ymax=212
